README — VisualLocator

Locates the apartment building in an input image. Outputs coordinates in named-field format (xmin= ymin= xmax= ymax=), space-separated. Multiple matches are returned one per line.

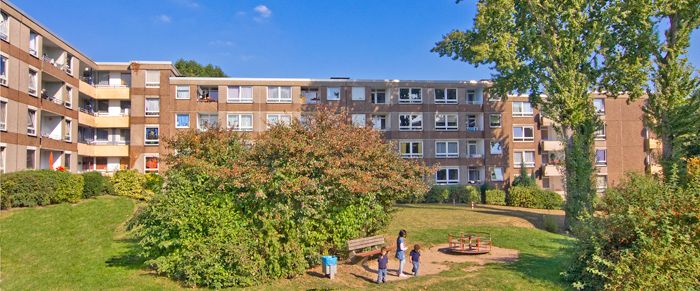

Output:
xmin=0 ymin=1 xmax=660 ymax=194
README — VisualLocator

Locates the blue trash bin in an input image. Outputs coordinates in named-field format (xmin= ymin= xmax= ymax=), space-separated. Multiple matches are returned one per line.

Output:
xmin=321 ymin=256 xmax=337 ymax=279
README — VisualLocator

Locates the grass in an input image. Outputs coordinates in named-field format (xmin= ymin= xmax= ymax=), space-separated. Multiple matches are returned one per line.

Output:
xmin=0 ymin=198 xmax=575 ymax=290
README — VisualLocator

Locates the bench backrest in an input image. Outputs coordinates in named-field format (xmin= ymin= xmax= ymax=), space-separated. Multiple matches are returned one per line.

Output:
xmin=348 ymin=235 xmax=385 ymax=251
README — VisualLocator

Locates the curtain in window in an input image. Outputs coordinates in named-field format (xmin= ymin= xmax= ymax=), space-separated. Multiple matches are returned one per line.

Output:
xmin=146 ymin=71 xmax=160 ymax=84
xmin=280 ymin=87 xmax=291 ymax=100
xmin=228 ymin=86 xmax=240 ymax=100
xmin=177 ymin=114 xmax=189 ymax=127
xmin=240 ymin=87 xmax=253 ymax=100
xmin=145 ymin=99 xmax=159 ymax=112
xmin=27 ymin=111 xmax=35 ymax=128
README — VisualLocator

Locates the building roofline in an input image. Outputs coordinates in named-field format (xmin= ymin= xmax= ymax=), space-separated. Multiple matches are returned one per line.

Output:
xmin=170 ymin=77 xmax=493 ymax=84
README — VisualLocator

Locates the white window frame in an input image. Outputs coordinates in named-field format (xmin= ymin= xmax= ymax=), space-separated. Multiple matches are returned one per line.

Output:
xmin=593 ymin=98 xmax=605 ymax=114
xmin=489 ymin=113 xmax=502 ymax=128
xmin=399 ymin=88 xmax=422 ymax=104
xmin=512 ymin=101 xmax=534 ymax=117
xmin=0 ymin=12 xmax=9 ymax=42
xmin=595 ymin=123 xmax=606 ymax=140
xmin=175 ymin=113 xmax=190 ymax=128
xmin=513 ymin=125 xmax=535 ymax=142
xmin=595 ymin=148 xmax=607 ymax=165
xmin=371 ymin=89 xmax=387 ymax=104
xmin=351 ymin=87 xmax=365 ymax=101
xmin=434 ymin=88 xmax=457 ymax=104
xmin=399 ymin=140 xmax=423 ymax=158
xmin=64 ymin=85 xmax=73 ymax=108
xmin=29 ymin=31 xmax=38 ymax=57
xmin=399 ymin=113 xmax=423 ymax=131
xmin=466 ymin=114 xmax=481 ymax=131
xmin=27 ymin=107 xmax=37 ymax=136
xmin=491 ymin=167 xmax=504 ymax=182
xmin=144 ymin=97 xmax=160 ymax=116
xmin=435 ymin=140 xmax=459 ymax=158
xmin=266 ymin=113 xmax=292 ymax=127
xmin=0 ymin=143 xmax=6 ymax=173
xmin=514 ymin=151 xmax=536 ymax=168
xmin=144 ymin=155 xmax=159 ymax=173
xmin=0 ymin=98 xmax=7 ymax=131
xmin=145 ymin=70 xmax=160 ymax=88
xmin=466 ymin=90 xmax=482 ymax=105
xmin=490 ymin=140 xmax=503 ymax=155
xmin=327 ymin=87 xmax=341 ymax=101
xmin=267 ymin=86 xmax=292 ymax=103
xmin=26 ymin=148 xmax=36 ymax=169
xmin=227 ymin=86 xmax=253 ymax=103
xmin=197 ymin=113 xmax=218 ymax=131
xmin=227 ymin=113 xmax=254 ymax=131
xmin=351 ymin=114 xmax=366 ymax=127
xmin=436 ymin=167 xmax=460 ymax=185
xmin=64 ymin=118 xmax=72 ymax=142
xmin=435 ymin=113 xmax=458 ymax=131
xmin=176 ymin=85 xmax=190 ymax=100
xmin=0 ymin=54 xmax=7 ymax=86
xmin=144 ymin=125 xmax=159 ymax=145
xmin=596 ymin=175 xmax=608 ymax=192
xmin=28 ymin=68 xmax=38 ymax=96
xmin=468 ymin=166 xmax=482 ymax=183
xmin=371 ymin=114 xmax=388 ymax=131
xmin=466 ymin=140 xmax=482 ymax=158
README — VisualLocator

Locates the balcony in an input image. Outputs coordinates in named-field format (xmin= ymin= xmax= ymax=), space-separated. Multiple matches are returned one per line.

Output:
xmin=645 ymin=138 xmax=662 ymax=150
xmin=541 ymin=140 xmax=564 ymax=151
xmin=78 ymin=142 xmax=129 ymax=157
xmin=197 ymin=87 xmax=219 ymax=102
xmin=78 ymin=110 xmax=130 ymax=128
xmin=95 ymin=87 xmax=130 ymax=100
xmin=541 ymin=117 xmax=555 ymax=127
xmin=543 ymin=164 xmax=563 ymax=177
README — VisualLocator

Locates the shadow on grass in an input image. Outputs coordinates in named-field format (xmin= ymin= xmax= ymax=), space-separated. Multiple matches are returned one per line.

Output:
xmin=471 ymin=207 xmax=566 ymax=234
xmin=395 ymin=203 xmax=476 ymax=212
xmin=105 ymin=237 xmax=148 ymax=271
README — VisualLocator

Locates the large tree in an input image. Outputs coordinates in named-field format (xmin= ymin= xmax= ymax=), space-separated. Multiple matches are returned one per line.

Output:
xmin=432 ymin=0 xmax=648 ymax=228
xmin=174 ymin=58 xmax=228 ymax=77
xmin=605 ymin=0 xmax=700 ymax=179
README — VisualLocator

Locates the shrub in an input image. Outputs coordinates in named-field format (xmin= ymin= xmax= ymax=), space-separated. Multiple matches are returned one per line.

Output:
xmin=0 ymin=170 xmax=83 ymax=209
xmin=81 ymin=171 xmax=108 ymax=198
xmin=537 ymin=189 xmax=564 ymax=209
xmin=566 ymin=173 xmax=700 ymax=290
xmin=484 ymin=189 xmax=506 ymax=205
xmin=144 ymin=173 xmax=164 ymax=196
xmin=465 ymin=185 xmax=481 ymax=204
xmin=542 ymin=215 xmax=558 ymax=233
xmin=507 ymin=186 xmax=538 ymax=208
xmin=111 ymin=170 xmax=149 ymax=200
xmin=511 ymin=161 xmax=536 ymax=187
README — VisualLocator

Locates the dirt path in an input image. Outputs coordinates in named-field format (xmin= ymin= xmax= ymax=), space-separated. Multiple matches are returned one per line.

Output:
xmin=307 ymin=244 xmax=518 ymax=285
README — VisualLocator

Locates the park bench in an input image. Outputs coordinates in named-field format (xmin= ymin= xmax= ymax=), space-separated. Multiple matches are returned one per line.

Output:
xmin=347 ymin=235 xmax=391 ymax=261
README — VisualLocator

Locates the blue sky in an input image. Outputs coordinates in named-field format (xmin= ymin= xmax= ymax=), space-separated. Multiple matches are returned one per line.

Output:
xmin=11 ymin=0 xmax=700 ymax=80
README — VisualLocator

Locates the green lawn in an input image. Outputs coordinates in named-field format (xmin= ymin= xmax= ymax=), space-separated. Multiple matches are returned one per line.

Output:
xmin=0 ymin=197 xmax=575 ymax=290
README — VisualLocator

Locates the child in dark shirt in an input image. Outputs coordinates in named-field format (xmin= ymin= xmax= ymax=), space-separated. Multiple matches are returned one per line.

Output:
xmin=376 ymin=247 xmax=389 ymax=284
xmin=409 ymin=244 xmax=421 ymax=276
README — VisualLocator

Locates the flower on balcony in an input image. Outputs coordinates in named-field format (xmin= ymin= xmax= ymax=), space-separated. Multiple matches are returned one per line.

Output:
xmin=55 ymin=166 xmax=66 ymax=172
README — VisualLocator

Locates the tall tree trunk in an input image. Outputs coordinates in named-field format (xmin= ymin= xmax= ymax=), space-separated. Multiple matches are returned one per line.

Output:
xmin=563 ymin=119 xmax=597 ymax=230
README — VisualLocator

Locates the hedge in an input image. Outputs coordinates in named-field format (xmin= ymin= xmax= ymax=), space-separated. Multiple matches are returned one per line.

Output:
xmin=112 ymin=170 xmax=150 ymax=200
xmin=484 ymin=189 xmax=506 ymax=205
xmin=82 ymin=171 xmax=109 ymax=198
xmin=0 ymin=170 xmax=84 ymax=209
xmin=506 ymin=186 xmax=563 ymax=209
xmin=423 ymin=185 xmax=482 ymax=204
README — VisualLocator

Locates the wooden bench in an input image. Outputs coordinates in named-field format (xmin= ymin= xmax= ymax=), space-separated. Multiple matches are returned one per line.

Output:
xmin=347 ymin=235 xmax=388 ymax=260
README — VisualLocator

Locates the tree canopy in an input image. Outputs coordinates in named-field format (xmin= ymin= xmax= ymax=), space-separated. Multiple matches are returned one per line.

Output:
xmin=174 ymin=58 xmax=228 ymax=77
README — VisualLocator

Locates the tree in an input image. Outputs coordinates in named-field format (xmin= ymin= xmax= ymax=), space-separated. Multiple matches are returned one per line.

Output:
xmin=511 ymin=161 xmax=536 ymax=187
xmin=603 ymin=0 xmax=700 ymax=179
xmin=174 ymin=58 xmax=228 ymax=77
xmin=432 ymin=0 xmax=648 ymax=229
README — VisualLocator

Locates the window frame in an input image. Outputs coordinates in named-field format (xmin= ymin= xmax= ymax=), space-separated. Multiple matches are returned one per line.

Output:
xmin=512 ymin=101 xmax=534 ymax=117
xmin=64 ymin=118 xmax=72 ymax=142
xmin=489 ymin=113 xmax=502 ymax=128
xmin=26 ymin=148 xmax=36 ymax=169
xmin=227 ymin=86 xmax=254 ymax=103
xmin=197 ymin=113 xmax=219 ymax=131
xmin=490 ymin=140 xmax=503 ymax=155
xmin=512 ymin=125 xmax=535 ymax=142
xmin=491 ymin=167 xmax=504 ymax=182
xmin=176 ymin=85 xmax=190 ymax=100
xmin=144 ymin=97 xmax=160 ymax=116
xmin=593 ymin=98 xmax=605 ymax=114
xmin=0 ymin=54 xmax=8 ymax=86
xmin=351 ymin=113 xmax=366 ymax=127
xmin=28 ymin=68 xmax=38 ymax=96
xmin=0 ymin=11 xmax=9 ymax=42
xmin=145 ymin=70 xmax=160 ymax=88
xmin=434 ymin=88 xmax=457 ymax=104
xmin=326 ymin=87 xmax=341 ymax=101
xmin=595 ymin=149 xmax=607 ymax=165
xmin=351 ymin=87 xmax=365 ymax=101
xmin=29 ymin=31 xmax=38 ymax=57
xmin=466 ymin=114 xmax=481 ymax=131
xmin=436 ymin=167 xmax=460 ymax=185
xmin=371 ymin=89 xmax=387 ymax=104
xmin=466 ymin=140 xmax=482 ymax=157
xmin=399 ymin=140 xmax=423 ymax=158
xmin=435 ymin=140 xmax=459 ymax=158
xmin=398 ymin=88 xmax=422 ymax=104
xmin=27 ymin=107 xmax=37 ymax=136
xmin=0 ymin=98 xmax=6 ymax=131
xmin=467 ymin=166 xmax=482 ymax=183
xmin=399 ymin=113 xmax=423 ymax=131
xmin=466 ymin=89 xmax=482 ymax=105
xmin=371 ymin=114 xmax=388 ymax=131
xmin=175 ymin=113 xmax=190 ymax=128
xmin=266 ymin=113 xmax=292 ymax=127
xmin=434 ymin=113 xmax=458 ymax=131
xmin=513 ymin=150 xmax=536 ymax=168
xmin=595 ymin=123 xmax=606 ymax=139
xmin=0 ymin=144 xmax=5 ymax=173
xmin=144 ymin=125 xmax=159 ymax=145
xmin=226 ymin=113 xmax=254 ymax=131
xmin=144 ymin=155 xmax=159 ymax=173
xmin=266 ymin=86 xmax=292 ymax=103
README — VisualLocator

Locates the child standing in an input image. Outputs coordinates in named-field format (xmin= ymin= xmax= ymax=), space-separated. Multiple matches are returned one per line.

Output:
xmin=409 ymin=244 xmax=421 ymax=276
xmin=395 ymin=229 xmax=408 ymax=277
xmin=376 ymin=247 xmax=389 ymax=284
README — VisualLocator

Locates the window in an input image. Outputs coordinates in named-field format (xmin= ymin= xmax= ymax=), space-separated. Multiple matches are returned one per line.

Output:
xmin=468 ymin=167 xmax=481 ymax=183
xmin=436 ymin=168 xmax=459 ymax=185
xmin=595 ymin=149 xmax=607 ymax=165
xmin=435 ymin=141 xmax=459 ymax=158
xmin=514 ymin=151 xmax=536 ymax=168
xmin=64 ymin=153 xmax=71 ymax=170
xmin=267 ymin=86 xmax=292 ymax=103
xmin=435 ymin=88 xmax=457 ymax=104
xmin=399 ymin=141 xmax=423 ymax=158
xmin=64 ymin=119 xmax=72 ymax=141
xmin=351 ymin=114 xmax=366 ymax=127
xmin=466 ymin=114 xmax=480 ymax=131
xmin=0 ymin=12 xmax=8 ymax=41
xmin=489 ymin=114 xmax=501 ymax=128
xmin=513 ymin=126 xmax=535 ymax=141
xmin=399 ymin=88 xmax=422 ymax=103
xmin=435 ymin=113 xmax=458 ymax=131
xmin=26 ymin=149 xmax=35 ymax=169
xmin=490 ymin=140 xmax=503 ymax=155
xmin=145 ymin=98 xmax=160 ymax=116
xmin=176 ymin=85 xmax=190 ymax=99
xmin=512 ymin=101 xmax=534 ymax=117
xmin=595 ymin=123 xmax=606 ymax=139
xmin=352 ymin=87 xmax=365 ymax=101
xmin=593 ymin=99 xmax=605 ymax=114
xmin=145 ymin=156 xmax=159 ymax=173
xmin=466 ymin=90 xmax=482 ymax=104
xmin=96 ymin=128 xmax=109 ymax=142
xmin=0 ymin=55 xmax=7 ymax=86
xmin=371 ymin=114 xmax=387 ymax=130
xmin=227 ymin=86 xmax=253 ymax=103
xmin=267 ymin=114 xmax=292 ymax=126
xmin=227 ymin=113 xmax=253 ymax=131
xmin=467 ymin=140 xmax=482 ymax=157
xmin=371 ymin=89 xmax=386 ymax=104
xmin=28 ymin=69 xmax=38 ymax=96
xmin=327 ymin=87 xmax=341 ymax=101
xmin=120 ymin=101 xmax=130 ymax=115
xmin=197 ymin=86 xmax=218 ymax=102
xmin=145 ymin=70 xmax=160 ymax=88
xmin=198 ymin=113 xmax=218 ymax=130
xmin=144 ymin=126 xmax=159 ymax=145
xmin=491 ymin=167 xmax=504 ymax=181
xmin=27 ymin=108 xmax=36 ymax=136
xmin=0 ymin=99 xmax=6 ymax=131
xmin=29 ymin=31 xmax=38 ymax=57
xmin=175 ymin=113 xmax=190 ymax=128
xmin=64 ymin=86 xmax=72 ymax=108
xmin=399 ymin=113 xmax=423 ymax=131
xmin=0 ymin=145 xmax=5 ymax=173
xmin=302 ymin=88 xmax=319 ymax=104
xmin=596 ymin=175 xmax=608 ymax=191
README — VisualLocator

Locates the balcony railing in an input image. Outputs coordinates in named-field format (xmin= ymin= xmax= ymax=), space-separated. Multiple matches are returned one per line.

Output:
xmin=41 ymin=92 xmax=64 ymax=105
xmin=79 ymin=139 xmax=129 ymax=145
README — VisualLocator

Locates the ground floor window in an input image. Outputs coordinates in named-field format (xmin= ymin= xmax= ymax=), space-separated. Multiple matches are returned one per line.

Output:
xmin=436 ymin=167 xmax=459 ymax=185
xmin=145 ymin=156 xmax=159 ymax=173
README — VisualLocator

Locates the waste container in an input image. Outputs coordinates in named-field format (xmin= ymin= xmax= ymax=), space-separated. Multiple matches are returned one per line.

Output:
xmin=321 ymin=256 xmax=337 ymax=279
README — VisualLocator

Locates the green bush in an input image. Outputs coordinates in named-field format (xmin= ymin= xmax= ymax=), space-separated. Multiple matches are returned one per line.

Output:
xmin=81 ymin=171 xmax=108 ymax=198
xmin=423 ymin=185 xmax=482 ymax=204
xmin=144 ymin=173 xmax=164 ymax=196
xmin=484 ymin=189 xmax=506 ymax=205
xmin=465 ymin=185 xmax=481 ymax=204
xmin=0 ymin=170 xmax=83 ymax=209
xmin=112 ymin=170 xmax=149 ymax=200
xmin=542 ymin=215 xmax=558 ymax=233
xmin=567 ymin=173 xmax=700 ymax=290
xmin=507 ymin=186 xmax=538 ymax=208
xmin=537 ymin=189 xmax=564 ymax=209
xmin=104 ymin=176 xmax=115 ymax=195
